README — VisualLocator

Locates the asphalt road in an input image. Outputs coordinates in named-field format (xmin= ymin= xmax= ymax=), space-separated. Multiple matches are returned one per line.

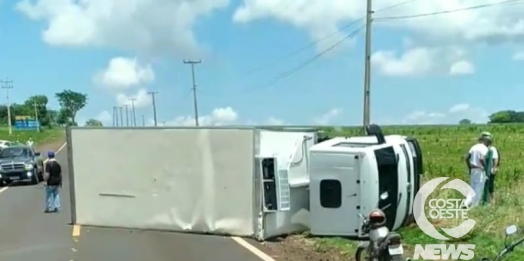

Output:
xmin=0 ymin=145 xmax=274 ymax=261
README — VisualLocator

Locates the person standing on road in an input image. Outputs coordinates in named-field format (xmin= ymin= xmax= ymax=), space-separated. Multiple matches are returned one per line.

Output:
xmin=465 ymin=135 xmax=489 ymax=207
xmin=26 ymin=138 xmax=34 ymax=148
xmin=44 ymin=151 xmax=62 ymax=213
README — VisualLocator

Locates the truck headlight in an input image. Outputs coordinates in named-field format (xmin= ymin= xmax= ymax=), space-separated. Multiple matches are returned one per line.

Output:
xmin=25 ymin=164 xmax=34 ymax=170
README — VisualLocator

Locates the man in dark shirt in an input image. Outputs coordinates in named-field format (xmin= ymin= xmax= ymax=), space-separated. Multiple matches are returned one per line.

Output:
xmin=44 ymin=151 xmax=62 ymax=213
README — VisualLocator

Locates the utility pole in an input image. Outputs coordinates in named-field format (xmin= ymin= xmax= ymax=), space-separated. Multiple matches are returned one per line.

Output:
xmin=183 ymin=59 xmax=201 ymax=126
xmin=362 ymin=0 xmax=373 ymax=134
xmin=124 ymin=104 xmax=129 ymax=126
xmin=119 ymin=106 xmax=124 ymax=126
xmin=147 ymin=91 xmax=158 ymax=126
xmin=0 ymin=79 xmax=13 ymax=135
xmin=130 ymin=98 xmax=136 ymax=126
xmin=142 ymin=114 xmax=145 ymax=126
xmin=113 ymin=106 xmax=118 ymax=127
xmin=32 ymin=101 xmax=40 ymax=132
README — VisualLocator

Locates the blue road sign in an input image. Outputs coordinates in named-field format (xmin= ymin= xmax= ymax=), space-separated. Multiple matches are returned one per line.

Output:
xmin=14 ymin=119 xmax=40 ymax=130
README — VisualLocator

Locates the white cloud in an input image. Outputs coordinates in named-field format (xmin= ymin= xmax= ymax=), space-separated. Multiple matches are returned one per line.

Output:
xmin=403 ymin=111 xmax=446 ymax=124
xmin=371 ymin=46 xmax=470 ymax=76
xmin=313 ymin=108 xmax=342 ymax=125
xmin=96 ymin=110 xmax=112 ymax=125
xmin=512 ymin=51 xmax=524 ymax=60
xmin=449 ymin=60 xmax=475 ymax=75
xmin=94 ymin=57 xmax=154 ymax=90
xmin=116 ymin=88 xmax=152 ymax=109
xmin=266 ymin=117 xmax=285 ymax=125
xmin=15 ymin=0 xmax=229 ymax=56
xmin=156 ymin=106 xmax=239 ymax=126
xmin=233 ymin=0 xmax=524 ymax=50
xmin=403 ymin=103 xmax=488 ymax=124
xmin=371 ymin=48 xmax=435 ymax=76
xmin=448 ymin=103 xmax=470 ymax=113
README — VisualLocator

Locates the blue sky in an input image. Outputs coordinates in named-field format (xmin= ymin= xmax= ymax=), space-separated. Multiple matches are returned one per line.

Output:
xmin=1 ymin=0 xmax=523 ymax=126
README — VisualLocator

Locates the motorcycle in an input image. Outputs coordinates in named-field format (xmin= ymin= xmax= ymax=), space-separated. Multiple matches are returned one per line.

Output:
xmin=481 ymin=224 xmax=524 ymax=261
xmin=355 ymin=192 xmax=405 ymax=261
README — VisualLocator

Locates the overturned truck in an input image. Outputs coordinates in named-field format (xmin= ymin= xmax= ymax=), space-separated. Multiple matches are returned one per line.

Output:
xmin=308 ymin=124 xmax=423 ymax=238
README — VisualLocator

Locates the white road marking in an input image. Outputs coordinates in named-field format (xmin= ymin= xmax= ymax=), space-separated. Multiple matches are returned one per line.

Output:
xmin=0 ymin=142 xmax=67 ymax=194
xmin=231 ymin=237 xmax=276 ymax=261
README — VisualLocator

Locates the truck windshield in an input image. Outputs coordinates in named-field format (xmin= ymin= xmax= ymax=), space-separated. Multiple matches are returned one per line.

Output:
xmin=0 ymin=148 xmax=31 ymax=158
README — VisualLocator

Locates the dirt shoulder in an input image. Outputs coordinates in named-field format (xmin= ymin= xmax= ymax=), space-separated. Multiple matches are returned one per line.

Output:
xmin=259 ymin=233 xmax=357 ymax=261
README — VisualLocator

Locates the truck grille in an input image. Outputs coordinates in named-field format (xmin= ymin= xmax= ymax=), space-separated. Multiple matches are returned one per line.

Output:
xmin=1 ymin=163 xmax=25 ymax=171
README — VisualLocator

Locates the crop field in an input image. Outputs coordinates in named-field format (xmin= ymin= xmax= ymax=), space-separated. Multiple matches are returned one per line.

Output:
xmin=306 ymin=124 xmax=524 ymax=260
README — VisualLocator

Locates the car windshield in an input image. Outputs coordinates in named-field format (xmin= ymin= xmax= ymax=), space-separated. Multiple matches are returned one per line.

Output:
xmin=0 ymin=147 xmax=31 ymax=158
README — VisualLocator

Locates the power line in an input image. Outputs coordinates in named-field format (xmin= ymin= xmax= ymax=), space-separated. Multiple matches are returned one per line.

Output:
xmin=376 ymin=0 xmax=524 ymax=20
xmin=242 ymin=0 xmax=421 ymax=76
xmin=374 ymin=0 xmax=420 ymax=12
xmin=243 ymin=19 xmax=364 ymax=75
xmin=250 ymin=25 xmax=365 ymax=90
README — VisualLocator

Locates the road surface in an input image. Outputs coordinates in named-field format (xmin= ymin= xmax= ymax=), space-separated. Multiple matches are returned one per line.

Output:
xmin=0 ymin=145 xmax=274 ymax=261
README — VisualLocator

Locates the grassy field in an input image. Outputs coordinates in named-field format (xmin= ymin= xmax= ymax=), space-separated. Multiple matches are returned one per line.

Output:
xmin=0 ymin=127 xmax=64 ymax=147
xmin=311 ymin=124 xmax=524 ymax=260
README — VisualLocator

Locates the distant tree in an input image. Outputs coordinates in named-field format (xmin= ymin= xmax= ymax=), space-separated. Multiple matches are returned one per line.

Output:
xmin=24 ymin=95 xmax=51 ymax=127
xmin=55 ymin=90 xmax=87 ymax=124
xmin=56 ymin=108 xmax=71 ymax=126
xmin=488 ymin=110 xmax=524 ymax=123
xmin=85 ymin=119 xmax=103 ymax=127
xmin=459 ymin=119 xmax=472 ymax=125
xmin=47 ymin=109 xmax=58 ymax=126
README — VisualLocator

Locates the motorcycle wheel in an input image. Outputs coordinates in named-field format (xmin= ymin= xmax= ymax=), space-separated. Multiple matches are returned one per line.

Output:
xmin=355 ymin=247 xmax=371 ymax=261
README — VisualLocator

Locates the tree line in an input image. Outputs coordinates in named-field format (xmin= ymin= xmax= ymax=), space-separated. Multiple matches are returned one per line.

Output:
xmin=459 ymin=110 xmax=524 ymax=125
xmin=0 ymin=89 xmax=89 ymax=128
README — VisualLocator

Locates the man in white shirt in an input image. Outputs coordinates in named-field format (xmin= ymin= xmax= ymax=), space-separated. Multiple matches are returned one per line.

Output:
xmin=464 ymin=135 xmax=489 ymax=207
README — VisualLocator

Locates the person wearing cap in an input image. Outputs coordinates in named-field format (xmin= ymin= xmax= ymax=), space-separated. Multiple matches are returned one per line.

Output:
xmin=44 ymin=151 xmax=62 ymax=213
xmin=464 ymin=134 xmax=490 ymax=207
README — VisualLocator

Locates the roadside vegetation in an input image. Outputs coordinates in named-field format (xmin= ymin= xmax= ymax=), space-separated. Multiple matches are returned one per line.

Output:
xmin=299 ymin=124 xmax=524 ymax=261
xmin=0 ymin=128 xmax=64 ymax=146
xmin=0 ymin=89 xmax=86 ymax=148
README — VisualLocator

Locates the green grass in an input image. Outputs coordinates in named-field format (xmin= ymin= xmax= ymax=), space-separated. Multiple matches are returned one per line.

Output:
xmin=0 ymin=127 xmax=64 ymax=147
xmin=309 ymin=124 xmax=524 ymax=260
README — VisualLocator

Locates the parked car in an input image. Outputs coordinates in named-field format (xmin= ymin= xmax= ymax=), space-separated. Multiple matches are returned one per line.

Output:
xmin=0 ymin=140 xmax=12 ymax=150
xmin=0 ymin=145 xmax=44 ymax=186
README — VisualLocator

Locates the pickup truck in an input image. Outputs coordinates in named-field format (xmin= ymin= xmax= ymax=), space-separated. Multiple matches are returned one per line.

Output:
xmin=0 ymin=145 xmax=44 ymax=186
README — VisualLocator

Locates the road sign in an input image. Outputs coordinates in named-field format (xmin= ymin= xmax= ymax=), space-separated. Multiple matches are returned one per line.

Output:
xmin=14 ymin=115 xmax=40 ymax=131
